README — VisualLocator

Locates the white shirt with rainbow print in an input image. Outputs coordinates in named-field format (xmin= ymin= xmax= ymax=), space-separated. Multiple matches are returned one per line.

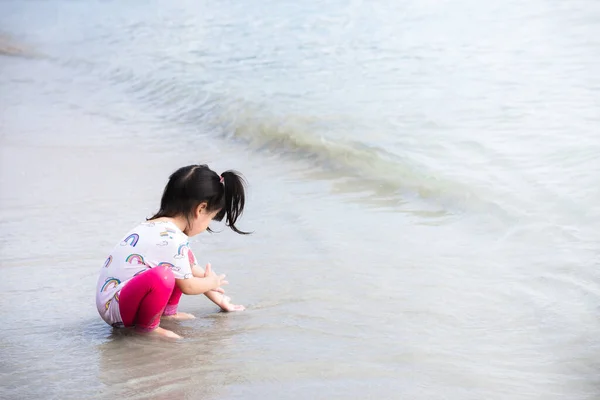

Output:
xmin=96 ymin=220 xmax=194 ymax=327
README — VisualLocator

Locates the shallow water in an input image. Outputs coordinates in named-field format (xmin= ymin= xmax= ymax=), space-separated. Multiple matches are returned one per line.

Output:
xmin=1 ymin=0 xmax=600 ymax=399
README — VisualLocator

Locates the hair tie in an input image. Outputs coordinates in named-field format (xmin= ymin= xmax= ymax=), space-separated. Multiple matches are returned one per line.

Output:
xmin=219 ymin=175 xmax=225 ymax=184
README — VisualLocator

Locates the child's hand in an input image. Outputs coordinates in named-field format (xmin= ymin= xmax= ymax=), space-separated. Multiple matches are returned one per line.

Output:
xmin=218 ymin=295 xmax=245 ymax=312
xmin=204 ymin=263 xmax=226 ymax=294
xmin=205 ymin=263 xmax=228 ymax=290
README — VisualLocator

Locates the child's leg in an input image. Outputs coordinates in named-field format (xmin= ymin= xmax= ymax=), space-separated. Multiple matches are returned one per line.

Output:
xmin=163 ymin=286 xmax=183 ymax=316
xmin=161 ymin=286 xmax=195 ymax=320
xmin=119 ymin=265 xmax=175 ymax=332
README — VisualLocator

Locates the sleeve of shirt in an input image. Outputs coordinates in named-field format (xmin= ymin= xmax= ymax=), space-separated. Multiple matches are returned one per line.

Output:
xmin=188 ymin=247 xmax=198 ymax=268
xmin=155 ymin=239 xmax=194 ymax=280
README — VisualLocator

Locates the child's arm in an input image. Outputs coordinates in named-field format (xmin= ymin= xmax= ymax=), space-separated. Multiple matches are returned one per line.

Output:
xmin=192 ymin=263 xmax=245 ymax=311
xmin=191 ymin=263 xmax=224 ymax=292
xmin=175 ymin=264 xmax=227 ymax=295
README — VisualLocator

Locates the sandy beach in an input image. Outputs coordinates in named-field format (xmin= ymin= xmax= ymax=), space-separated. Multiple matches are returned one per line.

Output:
xmin=2 ymin=1 xmax=600 ymax=399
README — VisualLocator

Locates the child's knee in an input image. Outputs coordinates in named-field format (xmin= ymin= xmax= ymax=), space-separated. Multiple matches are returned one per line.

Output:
xmin=148 ymin=265 xmax=175 ymax=288
xmin=160 ymin=265 xmax=175 ymax=286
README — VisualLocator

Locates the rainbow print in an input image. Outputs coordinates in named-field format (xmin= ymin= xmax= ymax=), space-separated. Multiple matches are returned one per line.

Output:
xmin=105 ymin=299 xmax=112 ymax=310
xmin=158 ymin=262 xmax=174 ymax=268
xmin=159 ymin=228 xmax=176 ymax=239
xmin=158 ymin=262 xmax=179 ymax=271
xmin=126 ymin=254 xmax=145 ymax=265
xmin=115 ymin=290 xmax=120 ymax=303
xmin=103 ymin=255 xmax=112 ymax=268
xmin=121 ymin=233 xmax=139 ymax=247
xmin=174 ymin=243 xmax=189 ymax=259
xmin=101 ymin=277 xmax=121 ymax=292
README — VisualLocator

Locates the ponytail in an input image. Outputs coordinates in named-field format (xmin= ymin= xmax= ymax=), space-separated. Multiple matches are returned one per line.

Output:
xmin=219 ymin=170 xmax=250 ymax=235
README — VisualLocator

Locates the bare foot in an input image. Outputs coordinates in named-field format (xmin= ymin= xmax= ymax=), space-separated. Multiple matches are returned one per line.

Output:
xmin=151 ymin=326 xmax=182 ymax=339
xmin=162 ymin=312 xmax=196 ymax=321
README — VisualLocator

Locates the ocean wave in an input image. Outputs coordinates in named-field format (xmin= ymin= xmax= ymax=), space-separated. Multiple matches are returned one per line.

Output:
xmin=90 ymin=67 xmax=507 ymax=216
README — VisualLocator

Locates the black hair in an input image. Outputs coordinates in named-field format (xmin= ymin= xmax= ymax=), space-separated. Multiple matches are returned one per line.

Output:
xmin=148 ymin=164 xmax=249 ymax=235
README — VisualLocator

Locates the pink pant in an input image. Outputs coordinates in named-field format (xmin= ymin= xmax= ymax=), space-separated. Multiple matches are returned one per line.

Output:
xmin=119 ymin=265 xmax=182 ymax=331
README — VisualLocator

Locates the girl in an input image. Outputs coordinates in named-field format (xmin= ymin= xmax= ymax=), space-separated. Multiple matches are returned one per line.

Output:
xmin=96 ymin=164 xmax=249 ymax=339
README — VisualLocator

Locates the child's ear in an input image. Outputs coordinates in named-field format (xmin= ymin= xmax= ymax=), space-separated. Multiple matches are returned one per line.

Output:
xmin=196 ymin=202 xmax=208 ymax=216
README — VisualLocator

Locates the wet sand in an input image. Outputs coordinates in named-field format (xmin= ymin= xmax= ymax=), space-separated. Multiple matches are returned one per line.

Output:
xmin=2 ymin=0 xmax=600 ymax=398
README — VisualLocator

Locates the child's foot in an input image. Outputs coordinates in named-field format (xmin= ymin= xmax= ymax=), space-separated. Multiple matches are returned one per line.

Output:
xmin=162 ymin=312 xmax=196 ymax=321
xmin=151 ymin=326 xmax=182 ymax=339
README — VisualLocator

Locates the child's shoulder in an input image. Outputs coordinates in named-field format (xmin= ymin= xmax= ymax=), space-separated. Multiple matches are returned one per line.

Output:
xmin=135 ymin=221 xmax=187 ymax=244
xmin=115 ymin=221 xmax=186 ymax=257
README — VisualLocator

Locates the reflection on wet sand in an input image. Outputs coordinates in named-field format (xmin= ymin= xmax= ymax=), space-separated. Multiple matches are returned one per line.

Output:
xmin=96 ymin=314 xmax=244 ymax=399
